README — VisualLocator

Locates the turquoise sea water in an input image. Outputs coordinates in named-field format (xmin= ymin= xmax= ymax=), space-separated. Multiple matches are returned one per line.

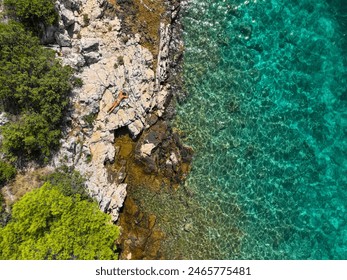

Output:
xmin=175 ymin=0 xmax=347 ymax=259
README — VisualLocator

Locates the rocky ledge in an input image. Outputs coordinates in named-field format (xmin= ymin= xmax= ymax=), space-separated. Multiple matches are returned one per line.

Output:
xmin=50 ymin=0 xmax=188 ymax=221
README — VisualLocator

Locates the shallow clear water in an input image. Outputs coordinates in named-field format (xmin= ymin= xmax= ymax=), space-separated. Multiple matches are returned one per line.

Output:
xmin=175 ymin=0 xmax=347 ymax=259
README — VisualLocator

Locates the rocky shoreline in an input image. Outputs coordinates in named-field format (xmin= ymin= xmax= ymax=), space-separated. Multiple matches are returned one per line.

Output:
xmin=49 ymin=0 xmax=191 ymax=222
xmin=1 ymin=0 xmax=192 ymax=259
xmin=47 ymin=0 xmax=193 ymax=259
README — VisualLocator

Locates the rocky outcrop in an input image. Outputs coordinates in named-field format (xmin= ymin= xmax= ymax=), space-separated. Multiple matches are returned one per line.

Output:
xmin=134 ymin=120 xmax=193 ymax=183
xmin=51 ymin=0 xmax=183 ymax=221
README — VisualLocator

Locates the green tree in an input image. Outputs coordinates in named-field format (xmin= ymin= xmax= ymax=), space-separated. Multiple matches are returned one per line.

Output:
xmin=0 ymin=22 xmax=71 ymax=122
xmin=4 ymin=0 xmax=58 ymax=30
xmin=0 ymin=183 xmax=120 ymax=259
xmin=1 ymin=113 xmax=62 ymax=162
xmin=0 ymin=22 xmax=72 ymax=162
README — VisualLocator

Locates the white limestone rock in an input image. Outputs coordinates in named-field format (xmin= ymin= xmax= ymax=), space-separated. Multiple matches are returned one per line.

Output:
xmin=81 ymin=37 xmax=99 ymax=52
xmin=140 ymin=143 xmax=156 ymax=157
xmin=59 ymin=0 xmax=82 ymax=10
xmin=0 ymin=112 xmax=9 ymax=126
xmin=64 ymin=52 xmax=86 ymax=69
xmin=83 ymin=51 xmax=101 ymax=64
xmin=155 ymin=22 xmax=171 ymax=88
xmin=55 ymin=31 xmax=72 ymax=47
xmin=60 ymin=5 xmax=75 ymax=27
xmin=128 ymin=119 xmax=144 ymax=138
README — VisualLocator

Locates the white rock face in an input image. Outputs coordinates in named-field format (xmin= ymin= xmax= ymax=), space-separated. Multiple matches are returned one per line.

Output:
xmin=52 ymin=0 xmax=177 ymax=221
xmin=81 ymin=37 xmax=99 ymax=51
xmin=60 ymin=5 xmax=75 ymax=27
xmin=58 ymin=0 xmax=82 ymax=10
xmin=55 ymin=31 xmax=72 ymax=47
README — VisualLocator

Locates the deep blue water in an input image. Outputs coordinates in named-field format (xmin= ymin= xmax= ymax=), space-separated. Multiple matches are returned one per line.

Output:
xmin=175 ymin=0 xmax=347 ymax=259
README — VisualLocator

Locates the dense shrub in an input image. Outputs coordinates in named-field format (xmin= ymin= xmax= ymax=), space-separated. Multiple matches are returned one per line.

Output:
xmin=82 ymin=112 xmax=98 ymax=127
xmin=0 ymin=183 xmax=120 ymax=259
xmin=0 ymin=22 xmax=71 ymax=122
xmin=43 ymin=166 xmax=90 ymax=201
xmin=0 ymin=161 xmax=16 ymax=185
xmin=4 ymin=0 xmax=57 ymax=29
xmin=1 ymin=114 xmax=62 ymax=162
xmin=72 ymin=77 xmax=84 ymax=88
xmin=0 ymin=22 xmax=72 ymax=162
xmin=82 ymin=14 xmax=90 ymax=26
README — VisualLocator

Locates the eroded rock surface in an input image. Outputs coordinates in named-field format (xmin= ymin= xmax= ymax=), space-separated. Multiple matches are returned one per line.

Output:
xmin=51 ymin=0 xmax=183 ymax=221
xmin=134 ymin=120 xmax=193 ymax=182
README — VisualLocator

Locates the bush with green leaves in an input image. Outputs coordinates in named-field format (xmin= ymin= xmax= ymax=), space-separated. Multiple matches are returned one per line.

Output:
xmin=0 ymin=183 xmax=120 ymax=259
xmin=0 ymin=22 xmax=71 ymax=121
xmin=0 ymin=22 xmax=72 ymax=162
xmin=1 ymin=114 xmax=62 ymax=162
xmin=43 ymin=166 xmax=90 ymax=201
xmin=4 ymin=0 xmax=57 ymax=30
xmin=0 ymin=161 xmax=16 ymax=185
xmin=72 ymin=77 xmax=84 ymax=88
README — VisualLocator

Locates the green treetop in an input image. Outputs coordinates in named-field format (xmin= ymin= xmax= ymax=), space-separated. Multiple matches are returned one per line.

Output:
xmin=0 ymin=22 xmax=72 ymax=162
xmin=0 ymin=183 xmax=120 ymax=260
xmin=0 ymin=22 xmax=71 ymax=122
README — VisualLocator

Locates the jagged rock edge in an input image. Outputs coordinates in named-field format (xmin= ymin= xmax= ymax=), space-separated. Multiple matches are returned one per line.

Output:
xmin=50 ymin=0 xmax=183 ymax=221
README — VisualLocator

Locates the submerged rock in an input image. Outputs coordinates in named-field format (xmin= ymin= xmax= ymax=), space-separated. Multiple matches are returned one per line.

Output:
xmin=117 ymin=197 xmax=166 ymax=260
xmin=184 ymin=223 xmax=193 ymax=232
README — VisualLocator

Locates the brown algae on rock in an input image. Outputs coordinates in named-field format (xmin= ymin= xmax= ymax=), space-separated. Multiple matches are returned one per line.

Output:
xmin=107 ymin=119 xmax=194 ymax=259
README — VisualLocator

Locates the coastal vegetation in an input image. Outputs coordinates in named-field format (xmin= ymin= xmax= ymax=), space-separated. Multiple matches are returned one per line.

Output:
xmin=0 ymin=167 xmax=121 ymax=259
xmin=0 ymin=182 xmax=119 ymax=259
xmin=43 ymin=166 xmax=91 ymax=201
xmin=0 ymin=21 xmax=72 ymax=163
xmin=4 ymin=0 xmax=57 ymax=33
